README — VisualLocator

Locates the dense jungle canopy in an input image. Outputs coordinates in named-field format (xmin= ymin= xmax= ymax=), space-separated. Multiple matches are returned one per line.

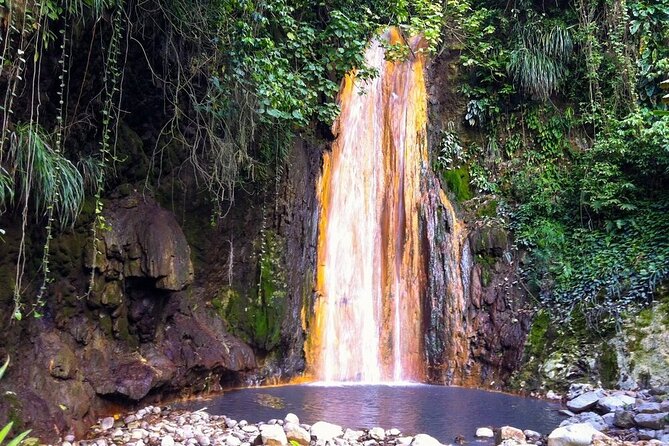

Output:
xmin=0 ymin=0 xmax=668 ymax=331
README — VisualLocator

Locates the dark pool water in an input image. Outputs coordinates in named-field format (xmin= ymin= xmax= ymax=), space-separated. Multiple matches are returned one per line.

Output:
xmin=178 ymin=384 xmax=563 ymax=444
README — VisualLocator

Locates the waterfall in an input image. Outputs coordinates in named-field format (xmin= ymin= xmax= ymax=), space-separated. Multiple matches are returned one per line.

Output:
xmin=306 ymin=29 xmax=429 ymax=382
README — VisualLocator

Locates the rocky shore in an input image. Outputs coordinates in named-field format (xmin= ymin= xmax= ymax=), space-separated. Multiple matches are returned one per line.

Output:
xmin=538 ymin=384 xmax=669 ymax=445
xmin=52 ymin=383 xmax=669 ymax=446
xmin=71 ymin=408 xmax=445 ymax=446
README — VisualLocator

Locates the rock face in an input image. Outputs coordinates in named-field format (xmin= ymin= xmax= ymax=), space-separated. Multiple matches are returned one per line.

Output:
xmin=421 ymin=172 xmax=531 ymax=386
xmin=420 ymin=51 xmax=534 ymax=387
xmin=93 ymin=193 xmax=194 ymax=291
xmin=0 ymin=192 xmax=256 ymax=440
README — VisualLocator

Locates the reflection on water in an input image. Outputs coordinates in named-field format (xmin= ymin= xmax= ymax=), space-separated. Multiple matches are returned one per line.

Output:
xmin=179 ymin=384 xmax=563 ymax=444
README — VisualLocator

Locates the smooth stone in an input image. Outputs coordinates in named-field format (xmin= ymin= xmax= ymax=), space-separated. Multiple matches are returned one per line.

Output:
xmin=343 ymin=428 xmax=364 ymax=442
xmin=227 ymin=420 xmax=239 ymax=429
xmin=475 ymin=427 xmax=494 ymax=438
xmin=597 ymin=395 xmax=636 ymax=412
xmin=131 ymin=429 xmax=148 ymax=440
xmin=62 ymin=443 xmax=72 ymax=446
xmin=638 ymin=429 xmax=657 ymax=440
xmin=101 ymin=417 xmax=115 ymax=431
xmin=567 ymin=392 xmax=601 ymax=413
xmin=369 ymin=427 xmax=385 ymax=441
xmin=125 ymin=415 xmax=137 ymax=424
xmin=260 ymin=425 xmax=287 ymax=446
xmin=243 ymin=426 xmax=260 ymax=433
xmin=495 ymin=426 xmax=526 ymax=444
xmin=661 ymin=401 xmax=669 ymax=412
xmin=560 ymin=412 xmax=607 ymax=431
xmin=658 ymin=433 xmax=669 ymax=443
xmin=227 ymin=436 xmax=242 ymax=446
xmin=547 ymin=423 xmax=604 ymax=446
xmin=387 ymin=428 xmax=401 ymax=437
xmin=602 ymin=413 xmax=615 ymax=427
xmin=284 ymin=423 xmax=310 ymax=446
xmin=613 ymin=410 xmax=636 ymax=429
xmin=284 ymin=414 xmax=300 ymax=425
xmin=310 ymin=421 xmax=344 ymax=441
xmin=546 ymin=390 xmax=561 ymax=400
xmin=397 ymin=437 xmax=413 ymax=445
xmin=635 ymin=412 xmax=668 ymax=429
xmin=239 ymin=420 xmax=249 ymax=428
xmin=362 ymin=440 xmax=377 ymax=446
xmin=559 ymin=410 xmax=576 ymax=417
xmin=524 ymin=430 xmax=542 ymax=442
xmin=65 ymin=435 xmax=75 ymax=442
xmin=112 ymin=429 xmax=124 ymax=438
xmin=638 ymin=402 xmax=663 ymax=414
xmin=411 ymin=433 xmax=442 ymax=446
xmin=196 ymin=434 xmax=211 ymax=446
xmin=96 ymin=440 xmax=107 ymax=446
xmin=162 ymin=436 xmax=176 ymax=446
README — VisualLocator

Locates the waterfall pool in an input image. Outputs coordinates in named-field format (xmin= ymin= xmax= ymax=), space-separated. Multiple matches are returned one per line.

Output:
xmin=178 ymin=384 xmax=564 ymax=444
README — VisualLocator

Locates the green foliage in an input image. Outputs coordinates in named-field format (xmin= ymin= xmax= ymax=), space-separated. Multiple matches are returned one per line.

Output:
xmin=508 ymin=18 xmax=573 ymax=99
xmin=447 ymin=0 xmax=669 ymax=325
xmin=6 ymin=125 xmax=85 ymax=228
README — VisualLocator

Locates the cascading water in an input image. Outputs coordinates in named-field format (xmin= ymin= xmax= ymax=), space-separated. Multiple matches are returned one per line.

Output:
xmin=306 ymin=29 xmax=431 ymax=382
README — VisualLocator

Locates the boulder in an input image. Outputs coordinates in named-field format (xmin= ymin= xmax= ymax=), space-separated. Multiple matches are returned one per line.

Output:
xmin=410 ymin=434 xmax=442 ymax=446
xmin=284 ymin=414 xmax=300 ymax=425
xmin=369 ymin=427 xmax=385 ymax=441
xmin=634 ymin=412 xmax=668 ymax=429
xmin=637 ymin=429 xmax=657 ymax=440
xmin=283 ymin=423 xmax=310 ymax=446
xmin=343 ymin=429 xmax=363 ymax=442
xmin=597 ymin=395 xmax=635 ymax=413
xmin=310 ymin=421 xmax=343 ymax=441
xmin=475 ymin=427 xmax=494 ymax=438
xmin=637 ymin=402 xmax=662 ymax=414
xmin=495 ymin=426 xmax=526 ymax=444
xmin=601 ymin=413 xmax=615 ymax=428
xmin=260 ymin=424 xmax=288 ymax=446
xmin=547 ymin=423 xmax=604 ymax=446
xmin=524 ymin=430 xmax=542 ymax=442
xmin=100 ymin=417 xmax=115 ymax=431
xmin=566 ymin=392 xmax=601 ymax=413
xmin=613 ymin=410 xmax=635 ymax=429
xmin=560 ymin=412 xmax=607 ymax=431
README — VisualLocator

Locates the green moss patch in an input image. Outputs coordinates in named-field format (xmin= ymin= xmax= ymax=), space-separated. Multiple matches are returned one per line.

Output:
xmin=442 ymin=167 xmax=472 ymax=202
